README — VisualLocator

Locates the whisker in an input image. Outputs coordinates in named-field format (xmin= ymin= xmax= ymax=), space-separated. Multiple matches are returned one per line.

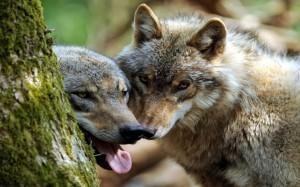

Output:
xmin=94 ymin=153 xmax=105 ymax=157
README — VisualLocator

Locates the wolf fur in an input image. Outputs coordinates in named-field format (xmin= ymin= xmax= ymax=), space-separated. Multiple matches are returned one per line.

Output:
xmin=53 ymin=46 xmax=137 ymax=143
xmin=117 ymin=4 xmax=300 ymax=187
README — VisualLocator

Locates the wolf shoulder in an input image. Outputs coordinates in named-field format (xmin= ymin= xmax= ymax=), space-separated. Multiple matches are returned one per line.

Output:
xmin=247 ymin=53 xmax=300 ymax=117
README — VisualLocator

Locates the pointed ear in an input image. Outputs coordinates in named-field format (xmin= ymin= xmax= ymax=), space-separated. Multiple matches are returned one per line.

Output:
xmin=133 ymin=4 xmax=162 ymax=46
xmin=187 ymin=18 xmax=227 ymax=60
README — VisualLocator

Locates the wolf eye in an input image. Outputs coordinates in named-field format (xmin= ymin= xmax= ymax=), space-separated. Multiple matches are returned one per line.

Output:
xmin=122 ymin=90 xmax=128 ymax=97
xmin=139 ymin=75 xmax=149 ymax=84
xmin=177 ymin=80 xmax=191 ymax=91
xmin=76 ymin=92 xmax=89 ymax=99
xmin=121 ymin=89 xmax=129 ymax=102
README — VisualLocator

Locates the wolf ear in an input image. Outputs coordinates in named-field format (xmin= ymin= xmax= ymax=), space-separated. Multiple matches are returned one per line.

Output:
xmin=133 ymin=4 xmax=162 ymax=46
xmin=187 ymin=18 xmax=226 ymax=60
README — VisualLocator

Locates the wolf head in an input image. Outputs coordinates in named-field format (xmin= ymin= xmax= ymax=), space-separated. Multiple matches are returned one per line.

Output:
xmin=117 ymin=4 xmax=247 ymax=138
xmin=54 ymin=46 xmax=155 ymax=144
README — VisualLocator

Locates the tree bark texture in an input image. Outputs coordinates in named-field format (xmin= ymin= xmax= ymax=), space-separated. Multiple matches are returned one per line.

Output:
xmin=0 ymin=0 xmax=99 ymax=186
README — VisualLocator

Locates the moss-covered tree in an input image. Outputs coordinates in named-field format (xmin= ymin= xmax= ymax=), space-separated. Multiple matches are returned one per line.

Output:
xmin=0 ymin=0 xmax=99 ymax=186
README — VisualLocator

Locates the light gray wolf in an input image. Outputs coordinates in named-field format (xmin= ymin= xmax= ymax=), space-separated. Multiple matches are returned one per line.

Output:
xmin=53 ymin=46 xmax=155 ymax=174
xmin=116 ymin=4 xmax=300 ymax=186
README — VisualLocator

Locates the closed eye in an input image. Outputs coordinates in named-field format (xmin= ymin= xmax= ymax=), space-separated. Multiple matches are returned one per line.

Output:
xmin=134 ymin=74 xmax=151 ymax=94
xmin=138 ymin=75 xmax=149 ymax=85
xmin=68 ymin=92 xmax=95 ymax=112
xmin=72 ymin=91 xmax=94 ymax=99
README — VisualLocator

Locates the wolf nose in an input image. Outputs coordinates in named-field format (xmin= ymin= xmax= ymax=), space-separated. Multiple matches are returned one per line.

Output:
xmin=119 ymin=125 xmax=156 ymax=144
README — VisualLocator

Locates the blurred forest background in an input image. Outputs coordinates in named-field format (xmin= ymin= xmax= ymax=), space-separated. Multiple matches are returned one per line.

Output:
xmin=42 ymin=0 xmax=300 ymax=58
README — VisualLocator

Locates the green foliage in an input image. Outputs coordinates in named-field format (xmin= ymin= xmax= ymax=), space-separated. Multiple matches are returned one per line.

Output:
xmin=42 ymin=0 xmax=89 ymax=45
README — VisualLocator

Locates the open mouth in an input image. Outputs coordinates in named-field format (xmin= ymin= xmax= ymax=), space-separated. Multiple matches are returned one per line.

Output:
xmin=80 ymin=128 xmax=132 ymax=174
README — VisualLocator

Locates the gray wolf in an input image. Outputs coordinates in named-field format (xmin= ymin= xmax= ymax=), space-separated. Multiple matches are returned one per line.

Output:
xmin=117 ymin=4 xmax=300 ymax=186
xmin=53 ymin=46 xmax=155 ymax=174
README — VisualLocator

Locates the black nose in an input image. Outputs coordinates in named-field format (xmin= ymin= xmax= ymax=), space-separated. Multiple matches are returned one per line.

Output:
xmin=119 ymin=125 xmax=156 ymax=144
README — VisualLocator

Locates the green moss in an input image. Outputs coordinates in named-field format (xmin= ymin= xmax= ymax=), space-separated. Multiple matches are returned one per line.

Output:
xmin=0 ymin=0 xmax=99 ymax=186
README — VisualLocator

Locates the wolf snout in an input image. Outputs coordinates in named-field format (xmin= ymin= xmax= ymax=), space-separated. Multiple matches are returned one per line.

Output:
xmin=119 ymin=125 xmax=156 ymax=143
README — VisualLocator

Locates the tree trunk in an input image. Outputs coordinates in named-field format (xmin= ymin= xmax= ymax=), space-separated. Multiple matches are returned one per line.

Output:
xmin=0 ymin=0 xmax=99 ymax=186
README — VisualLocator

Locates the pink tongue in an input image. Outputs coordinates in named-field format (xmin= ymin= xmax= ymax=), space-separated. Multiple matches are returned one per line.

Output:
xmin=93 ymin=138 xmax=132 ymax=174
xmin=106 ymin=149 xmax=132 ymax=174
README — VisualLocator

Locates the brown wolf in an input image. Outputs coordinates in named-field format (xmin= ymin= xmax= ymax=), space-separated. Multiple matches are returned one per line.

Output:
xmin=117 ymin=4 xmax=300 ymax=186
xmin=53 ymin=46 xmax=155 ymax=174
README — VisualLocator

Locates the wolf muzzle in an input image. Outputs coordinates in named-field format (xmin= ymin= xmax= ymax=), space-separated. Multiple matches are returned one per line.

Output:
xmin=119 ymin=124 xmax=156 ymax=144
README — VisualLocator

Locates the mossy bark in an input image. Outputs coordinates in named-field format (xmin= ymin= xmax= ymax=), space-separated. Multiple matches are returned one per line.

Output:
xmin=0 ymin=0 xmax=99 ymax=186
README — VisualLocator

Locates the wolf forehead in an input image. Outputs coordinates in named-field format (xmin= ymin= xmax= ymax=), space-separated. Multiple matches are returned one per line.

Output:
xmin=117 ymin=17 xmax=213 ymax=79
xmin=54 ymin=46 xmax=130 ymax=89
